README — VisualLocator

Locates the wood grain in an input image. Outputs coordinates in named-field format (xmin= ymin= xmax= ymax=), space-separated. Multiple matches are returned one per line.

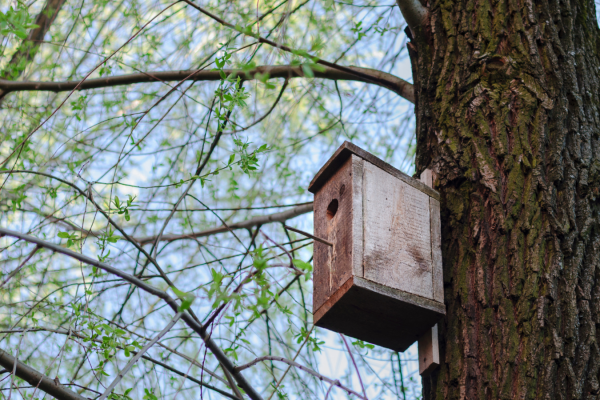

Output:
xmin=311 ymin=145 xmax=445 ymax=352
xmin=418 ymin=169 xmax=442 ymax=376
xmin=430 ymin=197 xmax=443 ymax=303
xmin=418 ymin=324 xmax=440 ymax=375
xmin=313 ymin=156 xmax=355 ymax=313
xmin=363 ymin=161 xmax=433 ymax=299
xmin=315 ymin=277 xmax=445 ymax=351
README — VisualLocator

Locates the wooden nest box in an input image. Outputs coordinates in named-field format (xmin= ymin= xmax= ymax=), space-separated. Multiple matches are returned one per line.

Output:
xmin=308 ymin=142 xmax=445 ymax=352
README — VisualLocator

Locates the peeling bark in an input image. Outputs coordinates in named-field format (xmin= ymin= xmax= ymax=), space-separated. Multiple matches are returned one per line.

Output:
xmin=408 ymin=0 xmax=600 ymax=397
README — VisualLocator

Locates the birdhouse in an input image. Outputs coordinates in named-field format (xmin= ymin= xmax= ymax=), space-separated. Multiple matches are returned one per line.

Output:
xmin=308 ymin=142 xmax=444 ymax=352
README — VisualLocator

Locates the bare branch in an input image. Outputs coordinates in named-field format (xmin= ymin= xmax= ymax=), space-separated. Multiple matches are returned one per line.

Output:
xmin=134 ymin=203 xmax=313 ymax=245
xmin=0 ymin=65 xmax=414 ymax=102
xmin=0 ymin=348 xmax=85 ymax=400
xmin=234 ymin=355 xmax=366 ymax=400
xmin=0 ymin=227 xmax=263 ymax=400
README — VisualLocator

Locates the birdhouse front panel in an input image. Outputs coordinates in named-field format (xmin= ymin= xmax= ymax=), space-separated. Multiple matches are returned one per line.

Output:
xmin=363 ymin=161 xmax=434 ymax=300
xmin=308 ymin=142 xmax=445 ymax=352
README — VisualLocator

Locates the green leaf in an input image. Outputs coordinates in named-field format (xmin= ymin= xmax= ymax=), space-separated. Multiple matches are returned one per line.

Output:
xmin=15 ymin=29 xmax=27 ymax=39
xmin=171 ymin=286 xmax=196 ymax=311
xmin=57 ymin=232 xmax=70 ymax=239
xmin=301 ymin=64 xmax=314 ymax=78
xmin=292 ymin=259 xmax=312 ymax=272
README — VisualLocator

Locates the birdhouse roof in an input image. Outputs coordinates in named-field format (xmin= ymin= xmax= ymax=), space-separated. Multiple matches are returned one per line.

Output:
xmin=308 ymin=141 xmax=439 ymax=200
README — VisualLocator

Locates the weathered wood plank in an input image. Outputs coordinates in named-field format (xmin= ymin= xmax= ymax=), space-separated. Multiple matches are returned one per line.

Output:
xmin=351 ymin=156 xmax=364 ymax=278
xmin=430 ymin=197 xmax=443 ymax=303
xmin=312 ymin=145 xmax=445 ymax=352
xmin=418 ymin=323 xmax=440 ymax=375
xmin=315 ymin=277 xmax=445 ymax=352
xmin=313 ymin=156 xmax=355 ymax=313
xmin=418 ymin=169 xmax=442 ymax=376
xmin=419 ymin=168 xmax=433 ymax=188
xmin=363 ymin=161 xmax=433 ymax=299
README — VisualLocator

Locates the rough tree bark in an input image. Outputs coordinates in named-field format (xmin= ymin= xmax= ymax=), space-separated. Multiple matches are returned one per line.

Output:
xmin=408 ymin=0 xmax=600 ymax=397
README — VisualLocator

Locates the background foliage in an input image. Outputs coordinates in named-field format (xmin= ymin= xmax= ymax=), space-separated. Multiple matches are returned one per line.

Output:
xmin=0 ymin=0 xmax=422 ymax=398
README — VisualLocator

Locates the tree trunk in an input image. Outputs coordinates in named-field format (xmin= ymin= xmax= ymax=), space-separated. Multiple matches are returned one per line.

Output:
xmin=410 ymin=0 xmax=600 ymax=396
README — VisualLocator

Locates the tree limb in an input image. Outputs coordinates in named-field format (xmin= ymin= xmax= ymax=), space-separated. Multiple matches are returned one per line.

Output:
xmin=0 ymin=227 xmax=263 ymax=400
xmin=134 ymin=203 xmax=313 ymax=245
xmin=181 ymin=0 xmax=415 ymax=103
xmin=0 ymin=348 xmax=85 ymax=400
xmin=0 ymin=65 xmax=414 ymax=103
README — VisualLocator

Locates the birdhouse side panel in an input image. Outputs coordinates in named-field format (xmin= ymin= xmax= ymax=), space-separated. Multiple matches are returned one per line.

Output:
xmin=313 ymin=156 xmax=356 ymax=313
xmin=430 ymin=197 xmax=444 ymax=303
xmin=362 ymin=162 xmax=434 ymax=299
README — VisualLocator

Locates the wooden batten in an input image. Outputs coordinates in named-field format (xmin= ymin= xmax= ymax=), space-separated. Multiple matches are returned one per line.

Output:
xmin=418 ymin=169 xmax=442 ymax=376
xmin=310 ymin=142 xmax=445 ymax=352
xmin=418 ymin=324 xmax=440 ymax=375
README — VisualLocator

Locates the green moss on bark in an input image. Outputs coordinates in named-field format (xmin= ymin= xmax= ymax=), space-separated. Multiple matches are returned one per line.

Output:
xmin=413 ymin=0 xmax=600 ymax=395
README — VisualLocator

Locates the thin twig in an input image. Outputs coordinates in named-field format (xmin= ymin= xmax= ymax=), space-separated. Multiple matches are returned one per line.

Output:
xmin=283 ymin=225 xmax=332 ymax=247
xmin=97 ymin=312 xmax=182 ymax=400
xmin=0 ymin=245 xmax=41 ymax=288
xmin=324 ymin=380 xmax=339 ymax=400
xmin=180 ymin=0 xmax=414 ymax=103
xmin=340 ymin=334 xmax=368 ymax=400
xmin=0 ymin=227 xmax=263 ymax=400
xmin=236 ymin=355 xmax=366 ymax=400
xmin=265 ymin=326 xmax=312 ymax=400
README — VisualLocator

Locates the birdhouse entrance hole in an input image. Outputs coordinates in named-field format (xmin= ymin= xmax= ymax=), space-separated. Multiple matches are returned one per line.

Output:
xmin=326 ymin=199 xmax=338 ymax=220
